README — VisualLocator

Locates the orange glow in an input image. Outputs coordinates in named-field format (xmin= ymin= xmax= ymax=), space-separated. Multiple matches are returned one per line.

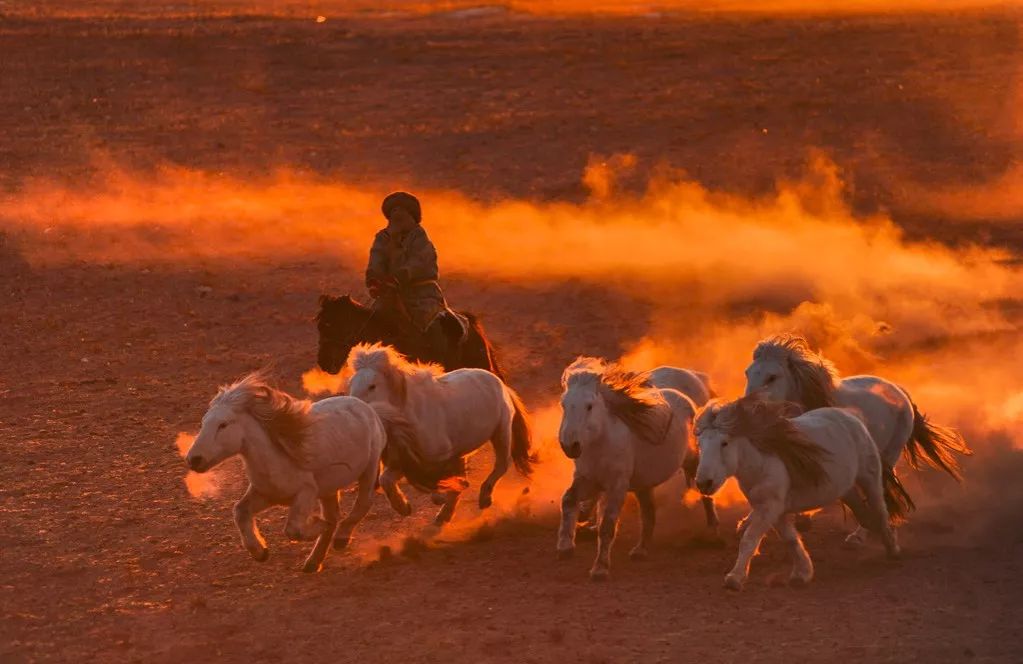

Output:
xmin=174 ymin=432 xmax=221 ymax=499
xmin=301 ymin=367 xmax=346 ymax=396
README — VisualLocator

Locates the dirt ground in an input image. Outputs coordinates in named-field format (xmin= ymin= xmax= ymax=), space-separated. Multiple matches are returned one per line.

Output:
xmin=2 ymin=7 xmax=1023 ymax=663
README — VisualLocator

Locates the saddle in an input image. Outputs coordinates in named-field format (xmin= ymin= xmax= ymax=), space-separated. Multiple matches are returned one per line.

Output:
xmin=435 ymin=308 xmax=470 ymax=345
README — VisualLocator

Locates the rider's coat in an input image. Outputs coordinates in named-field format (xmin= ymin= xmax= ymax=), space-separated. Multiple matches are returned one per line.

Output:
xmin=366 ymin=224 xmax=446 ymax=331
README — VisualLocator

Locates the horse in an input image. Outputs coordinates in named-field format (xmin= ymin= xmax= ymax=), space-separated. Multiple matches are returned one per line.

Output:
xmin=184 ymin=373 xmax=416 ymax=573
xmin=642 ymin=366 xmax=716 ymax=407
xmin=743 ymin=334 xmax=971 ymax=544
xmin=316 ymin=294 xmax=503 ymax=378
xmin=344 ymin=343 xmax=534 ymax=525
xmin=574 ymin=364 xmax=720 ymax=534
xmin=555 ymin=357 xmax=703 ymax=581
xmin=695 ymin=395 xmax=901 ymax=590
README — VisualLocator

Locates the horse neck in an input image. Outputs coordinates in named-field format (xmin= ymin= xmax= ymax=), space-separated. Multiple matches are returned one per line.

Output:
xmin=238 ymin=415 xmax=297 ymax=477
xmin=733 ymin=438 xmax=769 ymax=488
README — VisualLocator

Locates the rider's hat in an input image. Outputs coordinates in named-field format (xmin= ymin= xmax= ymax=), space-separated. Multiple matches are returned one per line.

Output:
xmin=382 ymin=191 xmax=422 ymax=224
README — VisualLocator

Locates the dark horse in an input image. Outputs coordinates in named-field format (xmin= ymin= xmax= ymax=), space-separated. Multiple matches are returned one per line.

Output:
xmin=316 ymin=294 xmax=503 ymax=378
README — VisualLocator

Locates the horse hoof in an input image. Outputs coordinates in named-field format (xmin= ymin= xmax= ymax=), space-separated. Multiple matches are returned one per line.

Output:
xmin=333 ymin=536 xmax=351 ymax=550
xmin=886 ymin=546 xmax=902 ymax=560
xmin=397 ymin=502 xmax=412 ymax=517
xmin=253 ymin=547 xmax=270 ymax=563
xmin=628 ymin=547 xmax=648 ymax=561
xmin=843 ymin=533 xmax=867 ymax=549
xmin=431 ymin=492 xmax=446 ymax=506
xmin=723 ymin=574 xmax=745 ymax=591
xmin=303 ymin=561 xmax=323 ymax=574
xmin=556 ymin=547 xmax=574 ymax=560
xmin=479 ymin=494 xmax=493 ymax=510
xmin=589 ymin=568 xmax=610 ymax=582
xmin=788 ymin=574 xmax=812 ymax=588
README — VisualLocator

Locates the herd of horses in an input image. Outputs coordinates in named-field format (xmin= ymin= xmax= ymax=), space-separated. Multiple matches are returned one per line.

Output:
xmin=183 ymin=294 xmax=971 ymax=587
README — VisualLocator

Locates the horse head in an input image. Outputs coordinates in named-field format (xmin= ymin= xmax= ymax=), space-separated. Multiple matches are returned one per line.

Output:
xmin=316 ymin=294 xmax=373 ymax=374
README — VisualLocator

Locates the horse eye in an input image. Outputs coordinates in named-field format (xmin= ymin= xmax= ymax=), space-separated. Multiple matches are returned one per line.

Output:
xmin=217 ymin=422 xmax=227 ymax=431
xmin=765 ymin=375 xmax=777 ymax=384
xmin=586 ymin=404 xmax=593 ymax=412
xmin=721 ymin=441 xmax=728 ymax=448
xmin=368 ymin=385 xmax=376 ymax=391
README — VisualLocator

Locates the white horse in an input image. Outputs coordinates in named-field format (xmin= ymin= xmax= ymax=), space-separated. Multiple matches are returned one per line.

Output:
xmin=695 ymin=395 xmax=901 ymax=590
xmin=642 ymin=365 xmax=715 ymax=407
xmin=185 ymin=374 xmax=412 ymax=572
xmin=744 ymin=334 xmax=971 ymax=543
xmin=575 ymin=363 xmax=720 ymax=533
xmin=555 ymin=357 xmax=700 ymax=580
xmin=345 ymin=343 xmax=534 ymax=525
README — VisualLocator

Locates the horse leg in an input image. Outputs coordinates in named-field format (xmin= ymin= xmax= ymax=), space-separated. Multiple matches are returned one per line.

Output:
xmin=284 ymin=487 xmax=326 ymax=542
xmin=380 ymin=466 xmax=412 ymax=517
xmin=479 ymin=422 xmax=512 ymax=510
xmin=840 ymin=489 xmax=872 ymax=548
xmin=591 ymin=482 xmax=627 ymax=581
xmin=302 ymin=493 xmax=340 ymax=573
xmin=233 ymin=485 xmax=274 ymax=562
xmin=435 ymin=488 xmax=463 ymax=525
xmin=557 ymin=477 xmax=595 ymax=559
xmin=724 ymin=504 xmax=779 ymax=590
xmin=776 ymin=514 xmax=814 ymax=585
xmin=859 ymin=476 xmax=901 ymax=559
xmin=629 ymin=488 xmax=655 ymax=561
xmin=701 ymin=495 xmax=720 ymax=532
xmin=334 ymin=464 xmax=379 ymax=549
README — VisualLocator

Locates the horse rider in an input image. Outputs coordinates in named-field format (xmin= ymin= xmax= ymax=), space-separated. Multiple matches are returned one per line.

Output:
xmin=366 ymin=191 xmax=451 ymax=360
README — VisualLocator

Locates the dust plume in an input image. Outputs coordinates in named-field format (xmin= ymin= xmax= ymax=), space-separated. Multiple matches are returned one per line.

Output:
xmin=174 ymin=432 xmax=222 ymax=499
xmin=8 ymin=148 xmax=1023 ymax=539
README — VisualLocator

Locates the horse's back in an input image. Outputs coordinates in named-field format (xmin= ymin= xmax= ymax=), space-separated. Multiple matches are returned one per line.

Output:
xmin=310 ymin=396 xmax=386 ymax=449
xmin=787 ymin=408 xmax=874 ymax=508
xmin=646 ymin=366 xmax=712 ymax=406
xmin=835 ymin=375 xmax=914 ymax=466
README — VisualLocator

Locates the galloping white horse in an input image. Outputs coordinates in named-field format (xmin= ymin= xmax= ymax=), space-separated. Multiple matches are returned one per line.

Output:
xmin=744 ymin=334 xmax=971 ymax=543
xmin=556 ymin=357 xmax=701 ymax=580
xmin=345 ymin=343 xmax=534 ymax=525
xmin=642 ymin=366 xmax=715 ymax=407
xmin=574 ymin=363 xmax=720 ymax=534
xmin=695 ymin=395 xmax=901 ymax=590
xmin=185 ymin=374 xmax=411 ymax=572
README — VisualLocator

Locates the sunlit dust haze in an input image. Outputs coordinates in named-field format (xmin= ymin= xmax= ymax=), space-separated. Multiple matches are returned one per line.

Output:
xmin=4 ymin=0 xmax=1017 ymax=18
xmin=174 ymin=432 xmax=221 ymax=498
xmin=7 ymin=149 xmax=1023 ymax=536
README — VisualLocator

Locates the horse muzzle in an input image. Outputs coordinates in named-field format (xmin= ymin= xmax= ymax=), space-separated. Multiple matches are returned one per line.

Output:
xmin=561 ymin=440 xmax=582 ymax=459
xmin=187 ymin=455 xmax=208 ymax=473
xmin=696 ymin=477 xmax=719 ymax=496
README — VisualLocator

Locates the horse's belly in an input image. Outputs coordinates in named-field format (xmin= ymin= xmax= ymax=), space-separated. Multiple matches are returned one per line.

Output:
xmin=835 ymin=378 xmax=911 ymax=467
xmin=630 ymin=442 xmax=684 ymax=490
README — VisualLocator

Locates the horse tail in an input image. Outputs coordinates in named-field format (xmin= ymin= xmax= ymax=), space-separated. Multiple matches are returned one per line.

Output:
xmin=882 ymin=466 xmax=914 ymax=523
xmin=466 ymin=313 xmax=505 ymax=381
xmin=903 ymin=392 xmax=972 ymax=482
xmin=371 ymin=402 xmax=466 ymax=494
xmin=507 ymin=388 xmax=537 ymax=477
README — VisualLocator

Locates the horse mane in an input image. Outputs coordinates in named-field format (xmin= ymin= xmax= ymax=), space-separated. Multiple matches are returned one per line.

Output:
xmin=753 ymin=334 xmax=840 ymax=410
xmin=699 ymin=395 xmax=829 ymax=487
xmin=316 ymin=293 xmax=368 ymax=324
xmin=562 ymin=357 xmax=666 ymax=445
xmin=212 ymin=373 xmax=312 ymax=464
xmin=350 ymin=343 xmax=444 ymax=403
